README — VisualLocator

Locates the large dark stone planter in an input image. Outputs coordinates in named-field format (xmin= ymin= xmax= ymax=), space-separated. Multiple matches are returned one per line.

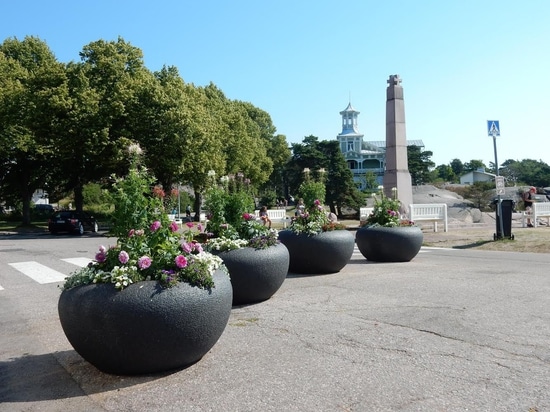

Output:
xmin=278 ymin=230 xmax=355 ymax=274
xmin=355 ymin=226 xmax=424 ymax=262
xmin=58 ymin=270 xmax=232 ymax=375
xmin=215 ymin=243 xmax=289 ymax=305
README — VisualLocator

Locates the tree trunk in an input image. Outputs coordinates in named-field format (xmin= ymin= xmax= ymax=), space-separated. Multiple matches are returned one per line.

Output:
xmin=21 ymin=198 xmax=32 ymax=226
xmin=74 ymin=184 xmax=84 ymax=212
xmin=193 ymin=190 xmax=202 ymax=222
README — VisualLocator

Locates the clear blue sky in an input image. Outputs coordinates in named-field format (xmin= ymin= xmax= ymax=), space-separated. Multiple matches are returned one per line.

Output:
xmin=2 ymin=1 xmax=549 ymax=168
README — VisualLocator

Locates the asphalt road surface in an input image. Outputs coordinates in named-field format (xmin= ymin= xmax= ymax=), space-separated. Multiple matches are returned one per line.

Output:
xmin=1 ymin=234 xmax=549 ymax=411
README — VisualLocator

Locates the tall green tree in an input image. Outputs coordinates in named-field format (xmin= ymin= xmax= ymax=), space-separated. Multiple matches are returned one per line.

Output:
xmin=407 ymin=145 xmax=435 ymax=185
xmin=463 ymin=159 xmax=486 ymax=172
xmin=286 ymin=135 xmax=362 ymax=216
xmin=434 ymin=164 xmax=456 ymax=182
xmin=500 ymin=159 xmax=550 ymax=187
xmin=450 ymin=158 xmax=464 ymax=178
xmin=56 ymin=37 xmax=147 ymax=211
xmin=262 ymin=133 xmax=291 ymax=200
xmin=0 ymin=36 xmax=69 ymax=224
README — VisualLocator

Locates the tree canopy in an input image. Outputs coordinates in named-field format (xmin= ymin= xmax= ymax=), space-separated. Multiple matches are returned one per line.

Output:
xmin=0 ymin=36 xmax=288 ymax=223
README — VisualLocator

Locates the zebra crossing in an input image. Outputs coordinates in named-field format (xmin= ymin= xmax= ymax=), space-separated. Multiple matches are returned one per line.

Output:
xmin=2 ymin=257 xmax=92 ymax=290
xmin=1 ymin=246 xmax=438 ymax=291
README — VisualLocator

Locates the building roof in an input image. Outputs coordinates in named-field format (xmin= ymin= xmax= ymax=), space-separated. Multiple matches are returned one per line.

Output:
xmin=366 ymin=140 xmax=425 ymax=149
xmin=339 ymin=102 xmax=359 ymax=114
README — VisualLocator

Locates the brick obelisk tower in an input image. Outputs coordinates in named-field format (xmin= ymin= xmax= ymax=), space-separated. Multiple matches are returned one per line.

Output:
xmin=383 ymin=74 xmax=413 ymax=216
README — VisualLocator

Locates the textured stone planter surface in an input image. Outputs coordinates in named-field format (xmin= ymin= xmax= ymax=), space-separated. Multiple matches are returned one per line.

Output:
xmin=278 ymin=230 xmax=355 ymax=274
xmin=58 ymin=270 xmax=232 ymax=375
xmin=355 ymin=225 xmax=424 ymax=262
xmin=215 ymin=243 xmax=289 ymax=305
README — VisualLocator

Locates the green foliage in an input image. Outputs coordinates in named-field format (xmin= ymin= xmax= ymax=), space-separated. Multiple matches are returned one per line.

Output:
xmin=109 ymin=145 xmax=168 ymax=238
xmin=259 ymin=189 xmax=278 ymax=209
xmin=434 ymin=164 xmax=457 ymax=183
xmin=500 ymin=159 xmax=550 ymax=187
xmin=0 ymin=36 xmax=69 ymax=224
xmin=297 ymin=180 xmax=326 ymax=207
xmin=62 ymin=144 xmax=226 ymax=291
xmin=462 ymin=181 xmax=495 ymax=211
xmin=288 ymin=199 xmax=329 ymax=236
xmin=286 ymin=135 xmax=362 ymax=215
xmin=463 ymin=159 xmax=486 ymax=172
xmin=364 ymin=171 xmax=379 ymax=190
xmin=204 ymin=178 xmax=255 ymax=238
xmin=407 ymin=145 xmax=435 ymax=185
xmin=82 ymin=183 xmax=112 ymax=212
xmin=225 ymin=190 xmax=255 ymax=228
xmin=363 ymin=188 xmax=414 ymax=227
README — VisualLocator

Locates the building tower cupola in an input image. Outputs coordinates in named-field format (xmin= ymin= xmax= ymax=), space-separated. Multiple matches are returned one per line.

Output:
xmin=339 ymin=102 xmax=360 ymax=134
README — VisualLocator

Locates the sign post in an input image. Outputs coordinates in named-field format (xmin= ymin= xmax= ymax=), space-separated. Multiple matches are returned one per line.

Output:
xmin=488 ymin=120 xmax=504 ymax=239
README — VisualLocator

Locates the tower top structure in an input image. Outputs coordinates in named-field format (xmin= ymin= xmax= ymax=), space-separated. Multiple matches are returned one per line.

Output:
xmin=339 ymin=102 xmax=361 ymax=135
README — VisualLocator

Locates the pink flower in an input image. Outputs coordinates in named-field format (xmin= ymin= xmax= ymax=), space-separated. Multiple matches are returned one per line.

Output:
xmin=95 ymin=252 xmax=106 ymax=263
xmin=186 ymin=222 xmax=194 ymax=229
xmin=118 ymin=250 xmax=130 ymax=264
xmin=137 ymin=256 xmax=152 ymax=269
xmin=314 ymin=199 xmax=321 ymax=205
xmin=150 ymin=221 xmax=161 ymax=232
xmin=181 ymin=241 xmax=203 ymax=254
xmin=169 ymin=221 xmax=179 ymax=232
xmin=98 ymin=245 xmax=107 ymax=253
xmin=181 ymin=242 xmax=193 ymax=253
xmin=193 ymin=243 xmax=203 ymax=253
xmin=175 ymin=255 xmax=188 ymax=268
xmin=197 ymin=224 xmax=203 ymax=232
xmin=128 ymin=229 xmax=135 ymax=237
xmin=135 ymin=229 xmax=144 ymax=236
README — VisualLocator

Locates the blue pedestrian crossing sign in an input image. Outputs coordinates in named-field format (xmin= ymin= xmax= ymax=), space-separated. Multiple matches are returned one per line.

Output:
xmin=487 ymin=120 xmax=500 ymax=136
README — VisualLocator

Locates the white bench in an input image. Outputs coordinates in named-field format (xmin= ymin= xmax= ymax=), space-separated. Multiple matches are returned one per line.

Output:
xmin=359 ymin=207 xmax=373 ymax=221
xmin=522 ymin=202 xmax=550 ymax=227
xmin=167 ymin=214 xmax=183 ymax=225
xmin=409 ymin=203 xmax=448 ymax=232
xmin=254 ymin=209 xmax=290 ymax=228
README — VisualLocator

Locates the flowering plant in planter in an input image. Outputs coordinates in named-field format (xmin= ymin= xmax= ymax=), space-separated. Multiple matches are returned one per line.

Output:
xmin=62 ymin=144 xmax=226 ymax=291
xmin=204 ymin=212 xmax=280 ymax=252
xmin=361 ymin=187 xmax=415 ymax=228
xmin=201 ymin=177 xmax=281 ymax=253
xmin=289 ymin=199 xmax=346 ymax=236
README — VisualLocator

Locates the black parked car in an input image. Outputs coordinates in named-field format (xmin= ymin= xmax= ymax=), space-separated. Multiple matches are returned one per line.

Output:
xmin=48 ymin=210 xmax=99 ymax=235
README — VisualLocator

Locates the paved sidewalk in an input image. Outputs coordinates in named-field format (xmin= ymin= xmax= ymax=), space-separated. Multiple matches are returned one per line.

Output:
xmin=1 ymin=246 xmax=550 ymax=411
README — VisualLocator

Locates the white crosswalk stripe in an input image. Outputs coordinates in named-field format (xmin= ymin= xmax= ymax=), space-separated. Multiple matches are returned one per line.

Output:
xmin=3 ymin=257 xmax=91 ymax=289
xmin=62 ymin=257 xmax=93 ymax=267
xmin=8 ymin=261 xmax=67 ymax=284
xmin=1 ymin=247 xmax=440 ymax=290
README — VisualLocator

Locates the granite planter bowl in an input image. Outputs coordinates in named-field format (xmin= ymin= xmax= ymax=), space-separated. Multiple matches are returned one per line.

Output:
xmin=278 ymin=229 xmax=355 ymax=274
xmin=215 ymin=243 xmax=289 ymax=305
xmin=58 ymin=270 xmax=232 ymax=375
xmin=355 ymin=225 xmax=423 ymax=262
